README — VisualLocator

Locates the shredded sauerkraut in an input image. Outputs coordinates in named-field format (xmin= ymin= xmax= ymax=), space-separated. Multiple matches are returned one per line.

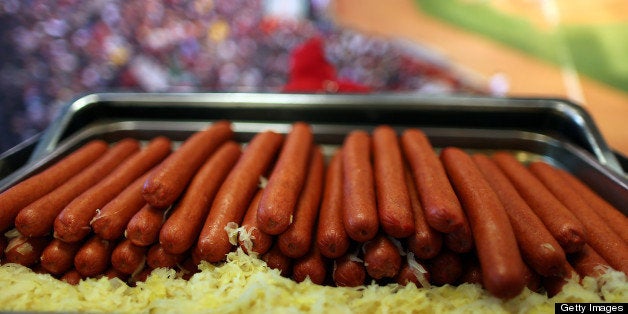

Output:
xmin=0 ymin=248 xmax=625 ymax=313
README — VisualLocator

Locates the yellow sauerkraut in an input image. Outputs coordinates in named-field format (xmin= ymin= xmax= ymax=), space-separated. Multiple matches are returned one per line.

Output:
xmin=0 ymin=248 xmax=626 ymax=313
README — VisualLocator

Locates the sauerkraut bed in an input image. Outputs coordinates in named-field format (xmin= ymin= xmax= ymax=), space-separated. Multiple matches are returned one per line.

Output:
xmin=0 ymin=249 xmax=625 ymax=314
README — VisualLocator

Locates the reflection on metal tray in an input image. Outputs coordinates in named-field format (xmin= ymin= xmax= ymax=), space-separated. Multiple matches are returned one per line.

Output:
xmin=0 ymin=92 xmax=625 ymax=213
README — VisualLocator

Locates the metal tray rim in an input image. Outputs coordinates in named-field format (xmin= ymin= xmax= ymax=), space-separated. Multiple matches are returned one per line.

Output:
xmin=33 ymin=92 xmax=622 ymax=174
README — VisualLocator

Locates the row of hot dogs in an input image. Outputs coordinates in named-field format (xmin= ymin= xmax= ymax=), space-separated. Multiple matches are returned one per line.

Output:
xmin=0 ymin=121 xmax=626 ymax=299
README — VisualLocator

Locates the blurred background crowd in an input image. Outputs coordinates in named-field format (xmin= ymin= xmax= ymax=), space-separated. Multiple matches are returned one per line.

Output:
xmin=0 ymin=0 xmax=488 ymax=152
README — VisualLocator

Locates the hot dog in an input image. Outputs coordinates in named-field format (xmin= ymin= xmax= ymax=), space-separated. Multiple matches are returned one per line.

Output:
xmin=54 ymin=136 xmax=172 ymax=243
xmin=316 ymin=150 xmax=350 ymax=259
xmin=372 ymin=125 xmax=414 ymax=238
xmin=342 ymin=130 xmax=379 ymax=242
xmin=15 ymin=139 xmax=140 ymax=238
xmin=129 ymin=267 xmax=153 ymax=286
xmin=160 ymin=141 xmax=241 ymax=254
xmin=522 ymin=263 xmax=543 ymax=293
xmin=261 ymin=242 xmax=293 ymax=278
xmin=568 ymin=244 xmax=611 ymax=279
xmin=61 ymin=269 xmax=83 ymax=285
xmin=238 ymin=189 xmax=273 ymax=256
xmin=292 ymin=245 xmax=327 ymax=285
xmin=91 ymin=170 xmax=152 ymax=241
xmin=443 ymin=220 xmax=474 ymax=254
xmin=257 ymin=122 xmax=313 ymax=235
xmin=441 ymin=147 xmax=526 ymax=299
xmin=459 ymin=256 xmax=482 ymax=286
xmin=556 ymin=168 xmax=628 ymax=243
xmin=40 ymin=238 xmax=83 ymax=275
xmin=147 ymin=243 xmax=185 ymax=269
xmin=472 ymin=154 xmax=567 ymax=277
xmin=0 ymin=139 xmax=109 ymax=232
xmin=194 ymin=131 xmax=283 ymax=263
xmin=178 ymin=257 xmax=200 ymax=280
xmin=278 ymin=146 xmax=324 ymax=258
xmin=529 ymin=161 xmax=628 ymax=273
xmin=404 ymin=166 xmax=443 ymax=260
xmin=74 ymin=235 xmax=115 ymax=277
xmin=111 ymin=239 xmax=147 ymax=275
xmin=125 ymin=203 xmax=167 ymax=247
xmin=426 ymin=248 xmax=463 ymax=286
xmin=395 ymin=253 xmax=430 ymax=288
xmin=542 ymin=263 xmax=577 ymax=298
xmin=30 ymin=263 xmax=48 ymax=275
xmin=400 ymin=129 xmax=465 ymax=233
xmin=4 ymin=235 xmax=50 ymax=267
xmin=491 ymin=152 xmax=586 ymax=253
xmin=142 ymin=120 xmax=233 ymax=209
xmin=332 ymin=252 xmax=366 ymax=287
xmin=101 ymin=267 xmax=128 ymax=282
xmin=362 ymin=234 xmax=402 ymax=280
xmin=472 ymin=253 xmax=541 ymax=292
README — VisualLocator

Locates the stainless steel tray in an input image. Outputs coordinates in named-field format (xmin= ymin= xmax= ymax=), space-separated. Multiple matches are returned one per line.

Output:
xmin=0 ymin=92 xmax=626 ymax=213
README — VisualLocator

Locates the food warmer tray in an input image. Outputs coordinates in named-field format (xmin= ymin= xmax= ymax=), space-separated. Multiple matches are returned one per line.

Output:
xmin=0 ymin=92 xmax=626 ymax=214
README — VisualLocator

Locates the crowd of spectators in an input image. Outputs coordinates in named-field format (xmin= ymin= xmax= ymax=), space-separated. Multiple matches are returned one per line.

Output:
xmin=0 ymin=0 xmax=486 ymax=152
